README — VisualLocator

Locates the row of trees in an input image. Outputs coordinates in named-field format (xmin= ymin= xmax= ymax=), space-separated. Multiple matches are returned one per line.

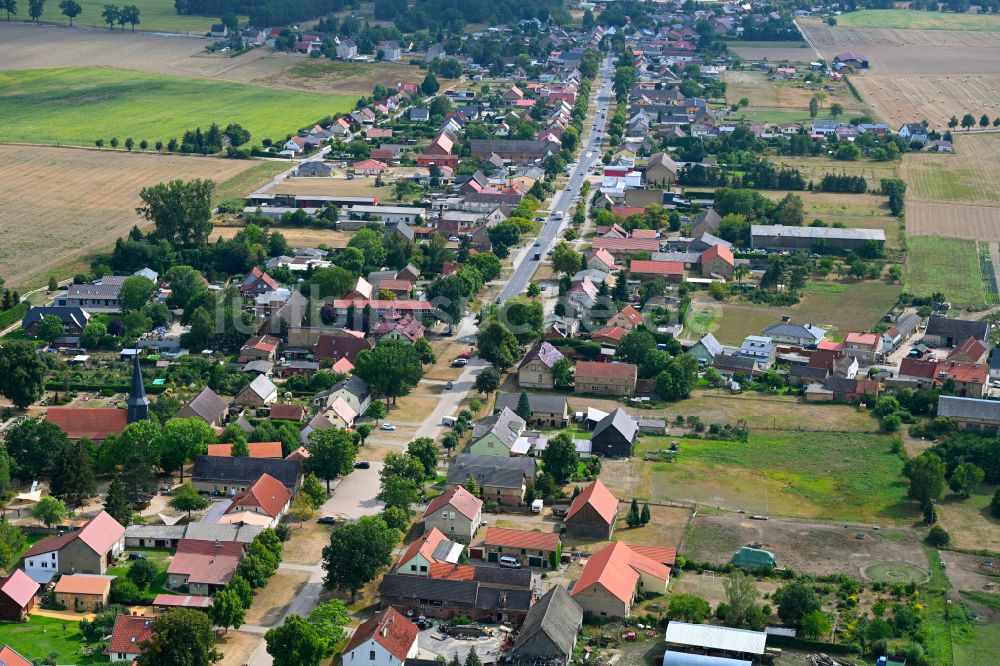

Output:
xmin=948 ymin=113 xmax=1000 ymax=130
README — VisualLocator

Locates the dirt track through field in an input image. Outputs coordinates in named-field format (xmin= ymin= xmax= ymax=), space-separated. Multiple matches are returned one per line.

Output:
xmin=0 ymin=144 xmax=259 ymax=288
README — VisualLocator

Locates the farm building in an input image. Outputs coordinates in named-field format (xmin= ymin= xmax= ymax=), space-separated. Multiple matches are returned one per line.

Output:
xmin=750 ymin=225 xmax=885 ymax=252
xmin=509 ymin=586 xmax=583 ymax=665
xmin=664 ymin=622 xmax=767 ymax=662
xmin=924 ymin=316 xmax=989 ymax=347
xmin=565 ymin=479 xmax=618 ymax=540
xmin=936 ymin=395 xmax=1000 ymax=433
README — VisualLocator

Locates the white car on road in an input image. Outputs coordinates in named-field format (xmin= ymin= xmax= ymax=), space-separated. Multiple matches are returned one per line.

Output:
xmin=380 ymin=424 xmax=396 ymax=431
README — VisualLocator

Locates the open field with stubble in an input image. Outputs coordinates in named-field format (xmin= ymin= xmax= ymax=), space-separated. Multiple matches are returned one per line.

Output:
xmin=906 ymin=200 xmax=1000 ymax=241
xmin=902 ymin=133 xmax=1000 ymax=205
xmin=0 ymin=144 xmax=263 ymax=288
xmin=0 ymin=67 xmax=355 ymax=146
xmin=724 ymin=70 xmax=870 ymax=124
xmin=724 ymin=40 xmax=810 ymax=61
xmin=769 ymin=155 xmax=899 ymax=189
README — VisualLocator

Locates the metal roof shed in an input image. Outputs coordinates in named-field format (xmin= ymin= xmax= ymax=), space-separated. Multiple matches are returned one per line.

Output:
xmin=662 ymin=651 xmax=751 ymax=666
xmin=664 ymin=622 xmax=767 ymax=657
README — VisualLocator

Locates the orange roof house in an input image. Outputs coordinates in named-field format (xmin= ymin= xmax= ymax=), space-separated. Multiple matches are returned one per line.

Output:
xmin=106 ymin=614 xmax=153 ymax=662
xmin=395 ymin=527 xmax=463 ymax=576
xmin=222 ymin=473 xmax=292 ymax=528
xmin=566 ymin=479 xmax=619 ymax=540
xmin=571 ymin=541 xmax=670 ymax=618
xmin=46 ymin=408 xmax=128 ymax=441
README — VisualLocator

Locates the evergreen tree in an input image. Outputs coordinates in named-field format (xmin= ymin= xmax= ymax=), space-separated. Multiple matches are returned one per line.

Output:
xmin=515 ymin=390 xmax=532 ymax=422
xmin=626 ymin=498 xmax=641 ymax=527
xmin=50 ymin=439 xmax=97 ymax=506
xmin=640 ymin=502 xmax=651 ymax=525
xmin=465 ymin=648 xmax=482 ymax=666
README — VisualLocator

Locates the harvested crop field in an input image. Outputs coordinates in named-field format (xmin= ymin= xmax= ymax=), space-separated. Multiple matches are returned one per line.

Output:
xmin=834 ymin=9 xmax=1000 ymax=32
xmin=211 ymin=226 xmax=357 ymax=248
xmin=769 ymin=155 xmax=899 ymax=189
xmin=682 ymin=514 xmax=926 ymax=578
xmin=724 ymin=70 xmax=870 ymax=124
xmin=0 ymin=145 xmax=261 ymax=288
xmin=901 ymin=133 xmax=1000 ymax=205
xmin=724 ymin=40 xmax=811 ymax=61
xmin=852 ymin=75 xmax=1000 ymax=128
xmin=0 ymin=67 xmax=354 ymax=147
xmin=906 ymin=200 xmax=1000 ymax=241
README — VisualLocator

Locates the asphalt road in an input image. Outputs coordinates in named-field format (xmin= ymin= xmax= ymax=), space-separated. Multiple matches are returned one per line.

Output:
xmin=498 ymin=56 xmax=616 ymax=301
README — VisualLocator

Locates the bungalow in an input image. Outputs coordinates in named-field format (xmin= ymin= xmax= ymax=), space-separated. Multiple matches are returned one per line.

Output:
xmin=480 ymin=527 xmax=560 ymax=569
xmin=688 ymin=333 xmax=723 ymax=366
xmin=395 ymin=528 xmax=463 ymax=576
xmin=565 ymin=479 xmax=618 ymax=540
xmin=342 ymin=607 xmax=418 ymax=666
xmin=167 ymin=539 xmax=244 ymax=595
xmin=591 ymin=408 xmax=638 ymax=458
xmin=22 ymin=511 xmax=125 ymax=584
xmin=353 ymin=159 xmax=389 ymax=176
xmin=297 ymin=161 xmax=333 ymax=177
xmin=760 ymin=321 xmax=826 ymax=348
xmin=517 ymin=341 xmax=566 ymax=390
xmin=571 ymin=542 xmax=672 ymax=618
xmin=221 ymin=473 xmax=292 ymax=529
xmin=468 ymin=408 xmax=527 ymax=457
xmin=106 ymin=614 xmax=153 ymax=663
xmin=574 ymin=361 xmax=637 ymax=397
xmin=423 ymin=487 xmax=483 ymax=543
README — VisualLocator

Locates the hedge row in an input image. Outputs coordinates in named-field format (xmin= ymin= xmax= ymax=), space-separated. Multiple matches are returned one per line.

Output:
xmin=0 ymin=303 xmax=29 ymax=330
xmin=44 ymin=382 xmax=168 ymax=395
xmin=766 ymin=634 xmax=859 ymax=655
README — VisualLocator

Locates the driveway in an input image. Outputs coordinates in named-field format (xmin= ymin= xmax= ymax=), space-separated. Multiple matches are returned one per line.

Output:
xmin=416 ymin=627 xmax=503 ymax=663
xmin=319 ymin=463 xmax=385 ymax=520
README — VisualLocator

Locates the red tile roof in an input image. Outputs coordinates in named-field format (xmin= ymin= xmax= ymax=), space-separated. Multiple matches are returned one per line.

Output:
xmin=106 ymin=615 xmax=153 ymax=656
xmin=629 ymin=260 xmax=684 ymax=276
xmin=396 ymin=528 xmax=449 ymax=569
xmin=611 ymin=206 xmax=646 ymax=218
xmin=242 ymin=335 xmax=279 ymax=353
xmin=167 ymin=539 xmax=244 ymax=586
xmin=566 ymin=479 xmax=619 ymax=525
xmin=379 ymin=279 xmax=414 ymax=292
xmin=631 ymin=229 xmax=658 ymax=239
xmin=206 ymin=442 xmax=283 ymax=459
xmin=592 ymin=238 xmax=660 ymax=252
xmin=949 ymin=337 xmax=988 ymax=362
xmin=46 ymin=408 xmax=128 ymax=440
xmin=269 ymin=404 xmax=306 ymax=421
xmin=702 ymin=243 xmax=734 ymax=266
xmin=572 ymin=541 xmax=669 ymax=604
xmin=331 ymin=299 xmax=434 ymax=311
xmin=427 ymin=563 xmax=478 ymax=580
xmin=227 ymin=473 xmax=292 ymax=518
xmin=845 ymin=332 xmax=880 ymax=348
xmin=617 ymin=305 xmax=643 ymax=326
xmin=0 ymin=569 xmax=38 ymax=608
xmin=343 ymin=607 xmax=418 ymax=662
xmin=483 ymin=527 xmax=560 ymax=552
xmin=330 ymin=358 xmax=355 ymax=374
xmin=899 ymin=357 xmax=937 ymax=379
xmin=0 ymin=645 xmax=32 ymax=666
xmin=424 ymin=487 xmax=483 ymax=521
xmin=353 ymin=159 xmax=389 ymax=171
xmin=628 ymin=545 xmax=677 ymax=567
xmin=575 ymin=361 xmax=638 ymax=380
xmin=590 ymin=248 xmax=616 ymax=269
xmin=25 ymin=511 xmax=125 ymax=559
xmin=593 ymin=326 xmax=629 ymax=343
xmin=935 ymin=360 xmax=988 ymax=384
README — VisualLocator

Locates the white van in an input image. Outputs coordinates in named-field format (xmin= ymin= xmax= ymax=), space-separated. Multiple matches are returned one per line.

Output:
xmin=499 ymin=555 xmax=522 ymax=569
xmin=441 ymin=416 xmax=457 ymax=426
xmin=531 ymin=499 xmax=544 ymax=514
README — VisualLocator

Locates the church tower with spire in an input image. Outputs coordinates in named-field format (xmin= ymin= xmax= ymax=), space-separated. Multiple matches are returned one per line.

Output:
xmin=126 ymin=353 xmax=150 ymax=423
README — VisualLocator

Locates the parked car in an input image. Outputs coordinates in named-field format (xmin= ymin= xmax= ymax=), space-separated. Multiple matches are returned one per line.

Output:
xmin=445 ymin=381 xmax=453 ymax=390
xmin=451 ymin=358 xmax=468 ymax=367
xmin=380 ymin=423 xmax=396 ymax=431
xmin=448 ymin=236 xmax=460 ymax=242
xmin=317 ymin=517 xmax=337 ymax=525
xmin=354 ymin=461 xmax=371 ymax=469
xmin=128 ymin=552 xmax=147 ymax=561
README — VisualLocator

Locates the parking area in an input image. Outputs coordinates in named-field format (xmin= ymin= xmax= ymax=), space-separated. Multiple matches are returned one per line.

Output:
xmin=416 ymin=626 xmax=503 ymax=663
xmin=319 ymin=462 xmax=384 ymax=520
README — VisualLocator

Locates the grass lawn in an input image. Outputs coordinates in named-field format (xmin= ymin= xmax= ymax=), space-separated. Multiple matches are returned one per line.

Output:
xmin=836 ymin=9 xmax=1000 ymax=31
xmin=955 ymin=620 xmax=1000 ymax=666
xmin=13 ymin=0 xmax=231 ymax=34
xmin=769 ymin=155 xmax=900 ymax=189
xmin=633 ymin=431 xmax=913 ymax=523
xmin=0 ymin=68 xmax=354 ymax=147
xmin=905 ymin=236 xmax=986 ymax=306
xmin=702 ymin=279 xmax=901 ymax=344
xmin=107 ymin=548 xmax=174 ymax=597
xmin=935 ymin=485 xmax=1000 ymax=552
xmin=0 ymin=615 xmax=103 ymax=664
xmin=659 ymin=391 xmax=881 ymax=432
xmin=213 ymin=161 xmax=289 ymax=205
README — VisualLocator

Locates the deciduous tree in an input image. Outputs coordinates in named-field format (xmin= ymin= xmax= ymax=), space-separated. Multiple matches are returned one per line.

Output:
xmin=305 ymin=428 xmax=357 ymax=492
xmin=542 ymin=433 xmax=579 ymax=485
xmin=354 ymin=340 xmax=424 ymax=404
xmin=32 ymin=496 xmax=66 ymax=528
xmin=0 ymin=341 xmax=47 ymax=409
xmin=169 ymin=482 xmax=209 ymax=519
xmin=209 ymin=588 xmax=245 ymax=633
xmin=136 ymin=608 xmax=220 ymax=666
xmin=323 ymin=515 xmax=398 ymax=601
xmin=266 ymin=615 xmax=326 ymax=666
xmin=137 ymin=179 xmax=215 ymax=247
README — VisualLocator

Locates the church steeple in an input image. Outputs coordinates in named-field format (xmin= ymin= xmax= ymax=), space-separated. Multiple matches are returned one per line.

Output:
xmin=126 ymin=353 xmax=150 ymax=423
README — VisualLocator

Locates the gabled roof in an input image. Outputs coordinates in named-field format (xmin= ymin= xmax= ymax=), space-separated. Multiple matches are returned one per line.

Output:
xmin=566 ymin=479 xmax=618 ymax=525
xmin=949 ymin=337 xmax=989 ymax=361
xmin=0 ymin=569 xmax=39 ymax=608
xmin=227 ymin=473 xmax=291 ymax=518
xmin=26 ymin=511 xmax=125 ymax=559
xmin=241 ymin=375 xmax=277 ymax=400
xmin=629 ymin=260 xmax=684 ymax=276
xmin=616 ymin=305 xmax=643 ymax=326
xmin=702 ymin=243 xmax=734 ymax=266
xmin=845 ymin=332 xmax=879 ymax=347
xmin=46 ymin=408 xmax=127 ymax=440
xmin=191 ymin=455 xmax=302 ymax=490
xmin=511 ymin=585 xmax=582 ymax=659
xmin=593 ymin=408 xmax=639 ymax=443
xmin=575 ymin=361 xmax=637 ymax=381
xmin=665 ymin=622 xmax=767 ymax=656
xmin=926 ymin=315 xmax=988 ymax=342
xmin=344 ymin=607 xmax=418 ymax=662
xmin=692 ymin=333 xmax=723 ymax=357
xmin=572 ymin=541 xmax=669 ymax=604
xmin=938 ymin=395 xmax=1000 ymax=422
xmin=269 ymin=403 xmax=306 ymax=421
xmin=397 ymin=528 xmax=456 ymax=568
xmin=495 ymin=392 xmax=568 ymax=416
xmin=179 ymin=387 xmax=229 ymax=425
xmin=206 ymin=441 xmax=283 ymax=458
xmin=483 ymin=527 xmax=560 ymax=551
xmin=167 ymin=539 xmax=244 ymax=586
xmin=106 ymin=614 xmax=153 ymax=656
xmin=471 ymin=407 xmax=526 ymax=449
xmin=54 ymin=574 xmax=113 ymax=595
xmin=517 ymin=341 xmax=565 ymax=370
xmin=424 ymin=487 xmax=483 ymax=521
xmin=0 ymin=645 xmax=32 ymax=666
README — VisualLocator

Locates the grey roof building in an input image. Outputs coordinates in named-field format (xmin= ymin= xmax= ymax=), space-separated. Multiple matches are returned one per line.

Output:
xmin=925 ymin=315 xmax=989 ymax=346
xmin=183 ymin=523 xmax=264 ymax=543
xmin=510 ymin=585 xmax=583 ymax=665
xmin=21 ymin=306 xmax=91 ymax=334
xmin=690 ymin=208 xmax=721 ymax=238
xmin=176 ymin=387 xmax=229 ymax=427
xmin=750 ymin=225 xmax=885 ymax=251
xmin=495 ymin=392 xmax=569 ymax=417
xmin=592 ymin=408 xmax=638 ymax=458
xmin=190 ymin=455 xmax=303 ymax=493
xmin=453 ymin=453 xmax=536 ymax=477
xmin=937 ymin=395 xmax=1000 ymax=431
xmin=378 ymin=574 xmax=533 ymax=622
xmin=470 ymin=407 xmax=527 ymax=451
xmin=760 ymin=322 xmax=826 ymax=347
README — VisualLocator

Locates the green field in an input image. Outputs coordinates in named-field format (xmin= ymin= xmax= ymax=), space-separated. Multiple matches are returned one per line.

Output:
xmin=836 ymin=9 xmax=1000 ymax=31
xmin=905 ymin=236 xmax=986 ymax=306
xmin=10 ymin=0 xmax=227 ymax=34
xmin=213 ymin=160 xmax=288 ymax=204
xmin=635 ymin=431 xmax=912 ymax=523
xmin=0 ymin=68 xmax=354 ymax=147
xmin=0 ymin=616 xmax=103 ymax=664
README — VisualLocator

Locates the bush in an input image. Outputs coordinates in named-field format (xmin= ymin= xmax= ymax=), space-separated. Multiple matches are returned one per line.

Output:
xmin=126 ymin=558 xmax=158 ymax=588
xmin=927 ymin=525 xmax=950 ymax=547
xmin=109 ymin=578 xmax=149 ymax=605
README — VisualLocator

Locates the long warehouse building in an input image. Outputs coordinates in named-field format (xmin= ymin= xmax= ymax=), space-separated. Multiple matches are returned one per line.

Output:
xmin=750 ymin=225 xmax=885 ymax=252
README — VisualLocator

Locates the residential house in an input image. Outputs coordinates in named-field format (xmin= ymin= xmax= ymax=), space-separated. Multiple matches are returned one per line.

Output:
xmin=509 ymin=586 xmax=583 ymax=666
xmin=378 ymin=41 xmax=402 ymax=61
xmin=190 ymin=455 xmax=303 ymax=495
xmin=588 ymin=248 xmax=616 ymax=273
xmin=107 ymin=614 xmax=153 ymax=663
xmin=700 ymin=244 xmax=735 ymax=279
xmin=53 ymin=574 xmax=113 ymax=612
xmin=645 ymin=152 xmax=678 ymax=184
xmin=925 ymin=316 xmax=989 ymax=347
xmin=789 ymin=365 xmax=829 ymax=387
xmin=373 ymin=313 xmax=425 ymax=344
xmin=239 ymin=267 xmax=278 ymax=298
xmin=342 ymin=607 xmax=418 ymax=666
xmin=760 ymin=321 xmax=826 ymax=348
xmin=239 ymin=335 xmax=280 ymax=363
xmin=495 ymin=392 xmax=569 ymax=429
xmin=571 ymin=542 xmax=672 ymax=618
xmin=843 ymin=332 xmax=881 ymax=365
xmin=313 ymin=330 xmax=373 ymax=365
xmin=377 ymin=573 xmax=532 ymax=624
xmin=480 ymin=527 xmax=560 ymax=569
xmin=574 ymin=361 xmax=638 ymax=397
xmin=417 ymin=133 xmax=459 ymax=168
xmin=898 ymin=123 xmax=929 ymax=144
xmin=167 ymin=539 xmax=244 ymax=595
xmin=221 ymin=473 xmax=292 ymax=529
xmin=591 ymin=238 xmax=661 ymax=259
xmin=54 ymin=275 xmax=126 ymax=312
xmin=737 ymin=336 xmax=776 ymax=369
xmin=234 ymin=375 xmax=278 ymax=409
xmin=22 ymin=511 xmax=125 ymax=584
xmin=297 ymin=161 xmax=333 ymax=177
xmin=0 ymin=570 xmax=38 ymax=622
xmin=690 ymin=209 xmax=721 ymax=238
xmin=0 ymin=646 xmax=31 ymax=666
xmin=311 ymin=376 xmax=371 ymax=417
xmin=833 ymin=355 xmax=859 ymax=378
xmin=517 ymin=341 xmax=566 ymax=390
xmin=423 ymin=487 xmax=483 ymax=543
xmin=688 ymin=333 xmax=723 ymax=366
xmin=713 ymin=353 xmax=762 ymax=378
xmin=934 ymin=360 xmax=988 ymax=398
xmin=21 ymin=306 xmax=90 ymax=338
xmin=468 ymin=408 xmax=527 ymax=457
xmin=395 ymin=528 xmax=463 ymax=576
xmin=949 ymin=337 xmax=989 ymax=364
xmin=883 ymin=313 xmax=922 ymax=351
xmin=336 ymin=39 xmax=358 ymax=59
xmin=565 ymin=479 xmax=618 ymax=540
xmin=826 ymin=376 xmax=880 ymax=403
xmin=591 ymin=408 xmax=638 ymax=458
xmin=446 ymin=454 xmax=535 ymax=506
xmin=176 ymin=387 xmax=229 ymax=427
xmin=937 ymin=395 xmax=1000 ymax=433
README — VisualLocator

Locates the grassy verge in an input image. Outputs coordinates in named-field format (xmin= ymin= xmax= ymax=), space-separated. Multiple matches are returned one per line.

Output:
xmin=905 ymin=236 xmax=985 ymax=307
xmin=0 ymin=616 xmax=103 ymax=664
xmin=0 ymin=68 xmax=355 ymax=147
